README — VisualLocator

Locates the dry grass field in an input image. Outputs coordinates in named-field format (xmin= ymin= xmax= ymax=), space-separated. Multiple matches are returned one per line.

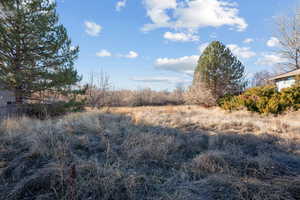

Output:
xmin=107 ymin=105 xmax=300 ymax=135
xmin=0 ymin=106 xmax=300 ymax=199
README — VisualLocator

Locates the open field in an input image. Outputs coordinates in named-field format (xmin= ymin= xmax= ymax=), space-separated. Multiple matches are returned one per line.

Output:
xmin=0 ymin=106 xmax=300 ymax=199
xmin=107 ymin=105 xmax=300 ymax=136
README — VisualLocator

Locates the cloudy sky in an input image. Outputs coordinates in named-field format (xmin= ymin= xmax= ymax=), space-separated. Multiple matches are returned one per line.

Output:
xmin=56 ymin=0 xmax=297 ymax=90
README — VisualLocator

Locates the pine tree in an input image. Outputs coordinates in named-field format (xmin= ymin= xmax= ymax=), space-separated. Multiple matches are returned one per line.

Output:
xmin=0 ymin=0 xmax=81 ymax=104
xmin=193 ymin=41 xmax=247 ymax=98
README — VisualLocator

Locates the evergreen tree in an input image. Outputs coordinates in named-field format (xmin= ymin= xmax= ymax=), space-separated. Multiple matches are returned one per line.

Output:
xmin=0 ymin=0 xmax=81 ymax=104
xmin=193 ymin=41 xmax=247 ymax=97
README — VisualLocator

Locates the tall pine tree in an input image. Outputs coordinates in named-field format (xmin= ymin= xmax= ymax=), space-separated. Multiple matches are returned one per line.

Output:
xmin=193 ymin=41 xmax=247 ymax=98
xmin=0 ymin=0 xmax=81 ymax=104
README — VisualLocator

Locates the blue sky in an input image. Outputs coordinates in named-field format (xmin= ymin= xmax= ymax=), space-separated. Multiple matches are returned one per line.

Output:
xmin=55 ymin=0 xmax=297 ymax=90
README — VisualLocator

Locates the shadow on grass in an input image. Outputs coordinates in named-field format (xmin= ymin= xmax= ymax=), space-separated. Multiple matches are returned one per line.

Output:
xmin=0 ymin=113 xmax=300 ymax=200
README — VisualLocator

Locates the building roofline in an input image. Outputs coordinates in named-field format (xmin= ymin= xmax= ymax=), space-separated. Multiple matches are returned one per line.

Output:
xmin=269 ymin=69 xmax=300 ymax=81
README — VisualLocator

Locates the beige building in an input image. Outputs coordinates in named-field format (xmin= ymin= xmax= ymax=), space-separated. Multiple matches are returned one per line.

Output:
xmin=269 ymin=69 xmax=300 ymax=91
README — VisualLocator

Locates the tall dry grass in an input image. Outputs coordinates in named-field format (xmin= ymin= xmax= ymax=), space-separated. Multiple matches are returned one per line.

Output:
xmin=109 ymin=106 xmax=300 ymax=135
xmin=0 ymin=106 xmax=300 ymax=199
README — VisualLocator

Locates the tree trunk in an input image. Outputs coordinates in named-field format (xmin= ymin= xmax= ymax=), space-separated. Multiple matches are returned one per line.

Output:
xmin=15 ymin=89 xmax=23 ymax=104
xmin=296 ymin=49 xmax=299 ymax=69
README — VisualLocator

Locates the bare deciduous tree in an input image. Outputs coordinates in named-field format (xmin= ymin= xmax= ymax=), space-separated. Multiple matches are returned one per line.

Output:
xmin=173 ymin=83 xmax=185 ymax=104
xmin=184 ymin=82 xmax=217 ymax=107
xmin=87 ymin=70 xmax=112 ymax=107
xmin=275 ymin=9 xmax=300 ymax=71
xmin=251 ymin=70 xmax=273 ymax=87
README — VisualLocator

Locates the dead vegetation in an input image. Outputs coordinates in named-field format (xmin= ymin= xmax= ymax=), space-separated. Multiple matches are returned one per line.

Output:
xmin=0 ymin=106 xmax=300 ymax=199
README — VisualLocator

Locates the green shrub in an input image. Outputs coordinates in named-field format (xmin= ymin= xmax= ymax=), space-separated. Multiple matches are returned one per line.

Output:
xmin=280 ymin=85 xmax=300 ymax=110
xmin=23 ymin=100 xmax=85 ymax=119
xmin=219 ymin=84 xmax=300 ymax=114
xmin=217 ymin=95 xmax=242 ymax=111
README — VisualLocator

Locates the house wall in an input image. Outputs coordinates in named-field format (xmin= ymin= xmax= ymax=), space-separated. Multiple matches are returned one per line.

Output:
xmin=276 ymin=77 xmax=296 ymax=91
xmin=0 ymin=90 xmax=15 ymax=107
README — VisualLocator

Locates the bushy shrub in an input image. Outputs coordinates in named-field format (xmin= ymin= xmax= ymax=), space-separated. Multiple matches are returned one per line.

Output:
xmin=279 ymin=85 xmax=300 ymax=110
xmin=217 ymin=95 xmax=242 ymax=111
xmin=23 ymin=100 xmax=85 ymax=119
xmin=184 ymin=82 xmax=217 ymax=107
xmin=219 ymin=84 xmax=300 ymax=114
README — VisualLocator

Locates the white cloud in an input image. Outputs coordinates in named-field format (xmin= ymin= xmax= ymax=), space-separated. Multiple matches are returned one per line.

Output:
xmin=142 ymin=0 xmax=177 ymax=31
xmin=164 ymin=32 xmax=199 ymax=42
xmin=84 ymin=21 xmax=102 ymax=36
xmin=256 ymin=53 xmax=288 ymax=66
xmin=227 ymin=44 xmax=256 ymax=59
xmin=127 ymin=51 xmax=139 ymax=58
xmin=96 ymin=49 xmax=112 ymax=57
xmin=243 ymin=38 xmax=254 ymax=44
xmin=142 ymin=0 xmax=247 ymax=32
xmin=155 ymin=55 xmax=198 ymax=74
xmin=267 ymin=37 xmax=280 ymax=47
xmin=131 ymin=76 xmax=191 ymax=84
xmin=198 ymin=42 xmax=210 ymax=53
xmin=121 ymin=51 xmax=139 ymax=59
xmin=116 ymin=0 xmax=126 ymax=11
